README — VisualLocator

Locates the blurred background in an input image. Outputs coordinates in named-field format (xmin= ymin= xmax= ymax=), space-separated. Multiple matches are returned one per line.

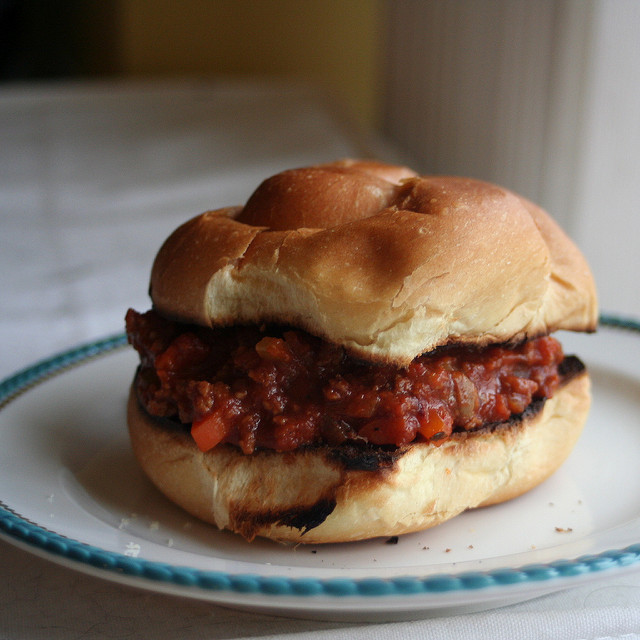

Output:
xmin=1 ymin=0 xmax=638 ymax=319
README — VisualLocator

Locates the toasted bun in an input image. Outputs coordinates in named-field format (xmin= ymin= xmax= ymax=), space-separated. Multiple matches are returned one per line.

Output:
xmin=149 ymin=160 xmax=597 ymax=365
xmin=127 ymin=364 xmax=590 ymax=544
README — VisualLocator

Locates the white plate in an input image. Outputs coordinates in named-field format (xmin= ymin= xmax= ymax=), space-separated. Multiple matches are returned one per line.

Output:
xmin=1 ymin=317 xmax=640 ymax=622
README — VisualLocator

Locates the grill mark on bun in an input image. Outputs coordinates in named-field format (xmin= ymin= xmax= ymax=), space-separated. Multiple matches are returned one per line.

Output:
xmin=230 ymin=497 xmax=338 ymax=539
xmin=558 ymin=354 xmax=586 ymax=380
xmin=325 ymin=442 xmax=405 ymax=471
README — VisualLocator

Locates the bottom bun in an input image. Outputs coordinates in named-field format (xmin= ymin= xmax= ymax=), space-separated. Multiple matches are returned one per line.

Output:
xmin=127 ymin=365 xmax=590 ymax=544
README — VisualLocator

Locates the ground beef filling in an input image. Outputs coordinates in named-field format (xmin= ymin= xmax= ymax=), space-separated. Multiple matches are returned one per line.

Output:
xmin=126 ymin=309 xmax=565 ymax=455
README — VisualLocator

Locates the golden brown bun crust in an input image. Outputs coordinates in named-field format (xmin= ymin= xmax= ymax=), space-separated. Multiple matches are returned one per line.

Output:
xmin=127 ymin=367 xmax=590 ymax=544
xmin=149 ymin=160 xmax=597 ymax=365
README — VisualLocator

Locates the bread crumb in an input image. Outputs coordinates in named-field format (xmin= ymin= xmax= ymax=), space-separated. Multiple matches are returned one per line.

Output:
xmin=467 ymin=544 xmax=474 ymax=549
xmin=555 ymin=526 xmax=573 ymax=533
xmin=445 ymin=548 xmax=451 ymax=553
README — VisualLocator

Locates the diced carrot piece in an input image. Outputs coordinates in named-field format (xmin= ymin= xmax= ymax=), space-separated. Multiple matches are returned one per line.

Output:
xmin=417 ymin=406 xmax=452 ymax=442
xmin=191 ymin=412 xmax=229 ymax=452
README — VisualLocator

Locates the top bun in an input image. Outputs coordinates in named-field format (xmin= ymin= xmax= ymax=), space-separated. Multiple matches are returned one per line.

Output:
xmin=149 ymin=160 xmax=598 ymax=365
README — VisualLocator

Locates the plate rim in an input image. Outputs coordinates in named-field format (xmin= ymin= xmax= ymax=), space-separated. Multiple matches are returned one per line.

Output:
xmin=1 ymin=314 xmax=640 ymax=602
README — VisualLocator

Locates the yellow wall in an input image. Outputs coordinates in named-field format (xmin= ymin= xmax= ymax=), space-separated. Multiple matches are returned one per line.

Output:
xmin=112 ymin=0 xmax=383 ymax=131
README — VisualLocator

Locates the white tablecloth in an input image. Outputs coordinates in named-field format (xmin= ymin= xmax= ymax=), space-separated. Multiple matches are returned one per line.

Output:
xmin=1 ymin=79 xmax=639 ymax=640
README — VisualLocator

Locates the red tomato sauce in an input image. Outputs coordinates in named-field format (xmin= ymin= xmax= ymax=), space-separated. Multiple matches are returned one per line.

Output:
xmin=126 ymin=309 xmax=564 ymax=454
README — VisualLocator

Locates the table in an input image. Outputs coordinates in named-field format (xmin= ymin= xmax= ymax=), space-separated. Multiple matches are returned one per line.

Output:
xmin=1 ymin=79 xmax=640 ymax=640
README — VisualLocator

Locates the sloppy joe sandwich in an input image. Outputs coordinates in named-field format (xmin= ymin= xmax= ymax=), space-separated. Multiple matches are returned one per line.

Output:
xmin=125 ymin=159 xmax=598 ymax=544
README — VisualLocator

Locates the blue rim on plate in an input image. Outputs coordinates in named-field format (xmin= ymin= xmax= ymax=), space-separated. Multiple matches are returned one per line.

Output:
xmin=1 ymin=314 xmax=639 ymax=599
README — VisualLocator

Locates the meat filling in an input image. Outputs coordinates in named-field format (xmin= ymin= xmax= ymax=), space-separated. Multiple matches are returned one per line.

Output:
xmin=126 ymin=309 xmax=565 ymax=454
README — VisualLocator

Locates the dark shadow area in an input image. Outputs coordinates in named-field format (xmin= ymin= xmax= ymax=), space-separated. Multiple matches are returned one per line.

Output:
xmin=0 ymin=0 xmax=119 ymax=81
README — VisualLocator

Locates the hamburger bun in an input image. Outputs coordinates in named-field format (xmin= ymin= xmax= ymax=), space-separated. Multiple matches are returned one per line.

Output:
xmin=127 ymin=159 xmax=597 ymax=544
xmin=150 ymin=160 xmax=597 ymax=365
xmin=127 ymin=360 xmax=589 ymax=544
